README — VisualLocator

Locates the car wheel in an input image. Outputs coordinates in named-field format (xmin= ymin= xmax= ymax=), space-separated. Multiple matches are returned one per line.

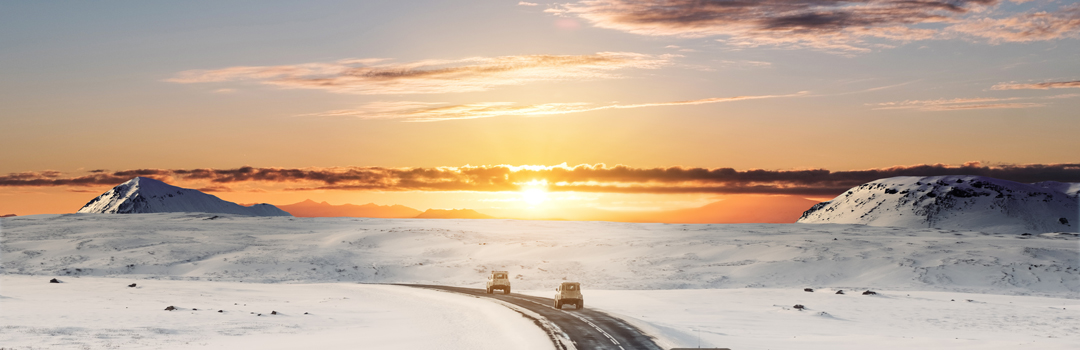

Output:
xmin=577 ymin=301 xmax=583 ymax=310
xmin=504 ymin=288 xmax=510 ymax=294
xmin=486 ymin=287 xmax=492 ymax=294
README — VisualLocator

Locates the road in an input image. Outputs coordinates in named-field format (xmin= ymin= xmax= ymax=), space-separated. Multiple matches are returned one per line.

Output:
xmin=401 ymin=285 xmax=663 ymax=350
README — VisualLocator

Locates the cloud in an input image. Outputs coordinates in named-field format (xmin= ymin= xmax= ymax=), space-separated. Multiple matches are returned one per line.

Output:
xmin=949 ymin=4 xmax=1080 ymax=42
xmin=871 ymin=97 xmax=1040 ymax=111
xmin=553 ymin=0 xmax=995 ymax=51
xmin=167 ymin=53 xmax=673 ymax=94
xmin=300 ymin=92 xmax=805 ymax=121
xmin=551 ymin=0 xmax=1078 ymax=51
xmin=871 ymin=93 xmax=1079 ymax=111
xmin=992 ymin=80 xmax=1080 ymax=90
xmin=519 ymin=1 xmax=539 ymax=6
xmin=6 ymin=162 xmax=1080 ymax=197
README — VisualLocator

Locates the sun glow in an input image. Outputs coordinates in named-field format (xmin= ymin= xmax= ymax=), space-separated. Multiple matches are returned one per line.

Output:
xmin=522 ymin=188 xmax=548 ymax=206
xmin=520 ymin=180 xmax=550 ymax=207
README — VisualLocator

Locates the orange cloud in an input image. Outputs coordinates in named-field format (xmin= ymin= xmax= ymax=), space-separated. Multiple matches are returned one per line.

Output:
xmin=300 ymin=92 xmax=805 ymax=122
xmin=5 ymin=162 xmax=1080 ymax=196
xmin=167 ymin=52 xmax=674 ymax=94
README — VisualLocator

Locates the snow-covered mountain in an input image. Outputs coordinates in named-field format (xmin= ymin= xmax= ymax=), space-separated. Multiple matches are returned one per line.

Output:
xmin=76 ymin=177 xmax=291 ymax=216
xmin=798 ymin=175 xmax=1079 ymax=234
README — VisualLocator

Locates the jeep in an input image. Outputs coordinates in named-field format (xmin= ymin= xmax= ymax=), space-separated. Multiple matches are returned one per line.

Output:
xmin=486 ymin=270 xmax=511 ymax=294
xmin=553 ymin=282 xmax=583 ymax=310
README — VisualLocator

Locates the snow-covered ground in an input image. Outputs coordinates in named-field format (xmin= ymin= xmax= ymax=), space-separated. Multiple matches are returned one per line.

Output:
xmin=2 ymin=213 xmax=1078 ymax=349
xmin=0 ymin=274 xmax=551 ymax=350
xmin=522 ymin=288 xmax=1079 ymax=349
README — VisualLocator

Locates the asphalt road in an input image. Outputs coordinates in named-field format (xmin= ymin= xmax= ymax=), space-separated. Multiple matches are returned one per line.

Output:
xmin=402 ymin=284 xmax=662 ymax=350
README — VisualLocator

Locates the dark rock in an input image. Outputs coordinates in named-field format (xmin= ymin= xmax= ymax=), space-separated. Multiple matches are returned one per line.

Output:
xmin=862 ymin=290 xmax=877 ymax=295
xmin=218 ymin=310 xmax=224 ymax=313
xmin=165 ymin=306 xmax=176 ymax=311
xmin=128 ymin=283 xmax=136 ymax=287
xmin=793 ymin=304 xmax=805 ymax=310
xmin=49 ymin=278 xmax=60 ymax=283
xmin=804 ymin=288 xmax=814 ymax=292
xmin=304 ymin=312 xmax=309 ymax=315
xmin=271 ymin=311 xmax=278 ymax=315
xmin=835 ymin=290 xmax=844 ymax=295
xmin=192 ymin=308 xmax=198 ymax=311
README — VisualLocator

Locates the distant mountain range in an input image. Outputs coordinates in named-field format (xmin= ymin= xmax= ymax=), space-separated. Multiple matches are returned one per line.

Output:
xmin=622 ymin=195 xmax=819 ymax=224
xmin=77 ymin=177 xmax=291 ymax=217
xmin=798 ymin=175 xmax=1080 ymax=234
xmin=414 ymin=208 xmax=494 ymax=219
xmin=277 ymin=199 xmax=422 ymax=218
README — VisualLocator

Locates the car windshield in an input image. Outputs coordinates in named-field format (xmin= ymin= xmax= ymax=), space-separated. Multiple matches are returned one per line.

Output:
xmin=495 ymin=274 xmax=504 ymax=279
xmin=567 ymin=285 xmax=576 ymax=290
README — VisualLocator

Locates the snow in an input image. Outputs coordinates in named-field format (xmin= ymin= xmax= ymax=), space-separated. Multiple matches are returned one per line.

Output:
xmin=0 ymin=274 xmax=551 ymax=350
xmin=2 ymin=213 xmax=1078 ymax=349
xmin=798 ymin=176 xmax=1080 ymax=234
xmin=521 ymin=288 xmax=1080 ymax=350
xmin=77 ymin=177 xmax=290 ymax=216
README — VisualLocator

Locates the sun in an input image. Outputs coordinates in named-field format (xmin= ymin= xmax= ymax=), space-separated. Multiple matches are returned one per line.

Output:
xmin=522 ymin=187 xmax=549 ymax=206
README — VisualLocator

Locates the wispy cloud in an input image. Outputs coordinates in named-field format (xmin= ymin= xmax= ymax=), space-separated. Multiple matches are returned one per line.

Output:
xmin=300 ymin=92 xmax=805 ymax=122
xmin=871 ymin=93 xmax=1078 ymax=111
xmin=949 ymin=4 xmax=1080 ymax=42
xmin=549 ymin=0 xmax=1079 ymax=52
xmin=6 ymin=162 xmax=1080 ymax=196
xmin=872 ymin=97 xmax=1037 ymax=111
xmin=167 ymin=52 xmax=673 ymax=94
xmin=518 ymin=1 xmax=539 ymax=6
xmin=992 ymin=80 xmax=1080 ymax=90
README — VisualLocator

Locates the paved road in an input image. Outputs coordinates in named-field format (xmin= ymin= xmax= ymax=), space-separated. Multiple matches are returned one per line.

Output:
xmin=402 ymin=285 xmax=662 ymax=350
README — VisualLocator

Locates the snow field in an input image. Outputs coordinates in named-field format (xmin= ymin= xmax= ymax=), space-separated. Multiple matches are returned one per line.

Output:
xmin=2 ymin=213 xmax=1078 ymax=349
xmin=522 ymin=288 xmax=1080 ymax=350
xmin=0 ymin=274 xmax=551 ymax=350
xmin=3 ymin=214 xmax=1076 ymax=296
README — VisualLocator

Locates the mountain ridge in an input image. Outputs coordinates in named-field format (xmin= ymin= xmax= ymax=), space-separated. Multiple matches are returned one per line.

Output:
xmin=77 ymin=177 xmax=291 ymax=217
xmin=276 ymin=199 xmax=422 ymax=218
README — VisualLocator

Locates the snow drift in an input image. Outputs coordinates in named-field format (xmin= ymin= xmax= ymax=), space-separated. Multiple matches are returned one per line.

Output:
xmin=798 ymin=175 xmax=1080 ymax=234
xmin=77 ymin=177 xmax=291 ymax=216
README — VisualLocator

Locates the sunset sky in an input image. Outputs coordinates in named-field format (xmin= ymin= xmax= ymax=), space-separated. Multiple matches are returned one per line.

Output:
xmin=2 ymin=0 xmax=1079 ymax=219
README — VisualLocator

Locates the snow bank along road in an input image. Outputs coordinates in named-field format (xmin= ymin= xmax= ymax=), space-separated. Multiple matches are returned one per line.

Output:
xmin=405 ymin=284 xmax=662 ymax=350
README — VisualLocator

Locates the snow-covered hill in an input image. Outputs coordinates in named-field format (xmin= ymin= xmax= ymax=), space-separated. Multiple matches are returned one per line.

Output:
xmin=76 ymin=177 xmax=291 ymax=216
xmin=798 ymin=175 xmax=1079 ymax=234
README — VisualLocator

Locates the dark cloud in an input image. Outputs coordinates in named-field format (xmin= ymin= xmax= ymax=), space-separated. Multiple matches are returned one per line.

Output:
xmin=3 ymin=162 xmax=1079 ymax=196
xmin=552 ymin=0 xmax=1078 ymax=51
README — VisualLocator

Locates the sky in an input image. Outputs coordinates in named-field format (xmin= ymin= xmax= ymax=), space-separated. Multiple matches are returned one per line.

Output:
xmin=1 ymin=0 xmax=1079 ymax=219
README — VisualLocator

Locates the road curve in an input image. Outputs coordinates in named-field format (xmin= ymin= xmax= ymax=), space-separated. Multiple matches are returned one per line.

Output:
xmin=400 ymin=284 xmax=662 ymax=350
